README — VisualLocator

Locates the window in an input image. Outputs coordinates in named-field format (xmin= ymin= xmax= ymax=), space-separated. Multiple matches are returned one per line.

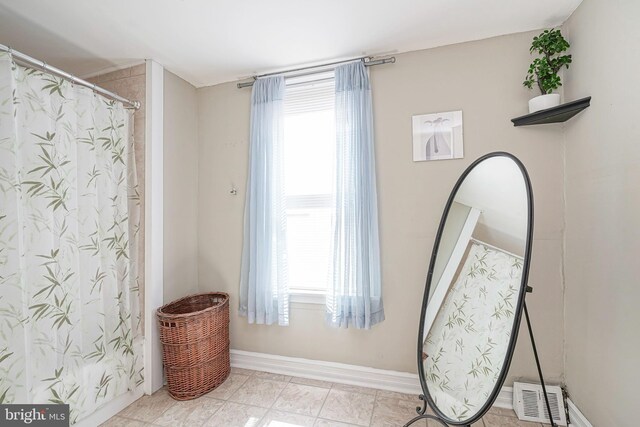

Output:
xmin=283 ymin=72 xmax=335 ymax=299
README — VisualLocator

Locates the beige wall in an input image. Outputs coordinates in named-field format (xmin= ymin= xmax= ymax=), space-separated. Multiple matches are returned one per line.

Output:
xmin=163 ymin=69 xmax=199 ymax=303
xmin=562 ymin=1 xmax=640 ymax=425
xmin=197 ymin=31 xmax=565 ymax=383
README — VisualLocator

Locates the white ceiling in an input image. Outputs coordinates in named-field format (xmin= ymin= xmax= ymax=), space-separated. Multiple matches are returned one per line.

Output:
xmin=0 ymin=0 xmax=581 ymax=88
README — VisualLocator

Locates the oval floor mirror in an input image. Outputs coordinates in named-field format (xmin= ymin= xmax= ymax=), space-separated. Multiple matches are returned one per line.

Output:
xmin=405 ymin=152 xmax=539 ymax=427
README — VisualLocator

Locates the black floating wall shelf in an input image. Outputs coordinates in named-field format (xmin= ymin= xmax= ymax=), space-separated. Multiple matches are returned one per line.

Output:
xmin=511 ymin=96 xmax=591 ymax=126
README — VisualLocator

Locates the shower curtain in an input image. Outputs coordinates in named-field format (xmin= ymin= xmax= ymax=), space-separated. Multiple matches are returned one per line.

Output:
xmin=0 ymin=53 xmax=142 ymax=423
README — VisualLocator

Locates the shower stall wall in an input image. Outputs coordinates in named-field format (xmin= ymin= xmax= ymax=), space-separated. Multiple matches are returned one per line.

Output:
xmin=0 ymin=51 xmax=143 ymax=424
xmin=87 ymin=63 xmax=147 ymax=335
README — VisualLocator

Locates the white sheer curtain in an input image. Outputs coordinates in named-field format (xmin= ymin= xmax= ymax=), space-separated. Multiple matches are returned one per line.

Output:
xmin=327 ymin=61 xmax=385 ymax=329
xmin=239 ymin=76 xmax=290 ymax=326
xmin=0 ymin=53 xmax=142 ymax=423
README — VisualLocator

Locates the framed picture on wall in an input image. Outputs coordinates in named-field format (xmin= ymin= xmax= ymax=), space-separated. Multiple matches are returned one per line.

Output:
xmin=412 ymin=110 xmax=464 ymax=161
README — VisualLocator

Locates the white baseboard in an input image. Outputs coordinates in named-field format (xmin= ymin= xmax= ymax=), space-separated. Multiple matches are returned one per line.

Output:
xmin=75 ymin=388 xmax=144 ymax=427
xmin=567 ymin=398 xmax=593 ymax=427
xmin=230 ymin=349 xmax=422 ymax=395
xmin=230 ymin=349 xmax=513 ymax=409
xmin=494 ymin=386 xmax=513 ymax=409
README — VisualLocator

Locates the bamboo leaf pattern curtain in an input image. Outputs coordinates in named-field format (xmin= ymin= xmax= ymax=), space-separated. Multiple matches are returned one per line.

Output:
xmin=0 ymin=53 xmax=142 ymax=424
xmin=239 ymin=76 xmax=289 ymax=326
xmin=327 ymin=62 xmax=384 ymax=329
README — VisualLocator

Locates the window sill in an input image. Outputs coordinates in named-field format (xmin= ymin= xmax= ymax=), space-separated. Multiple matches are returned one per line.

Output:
xmin=290 ymin=290 xmax=325 ymax=305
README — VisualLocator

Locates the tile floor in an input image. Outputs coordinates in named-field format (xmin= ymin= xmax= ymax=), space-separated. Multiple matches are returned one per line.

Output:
xmin=102 ymin=368 xmax=545 ymax=427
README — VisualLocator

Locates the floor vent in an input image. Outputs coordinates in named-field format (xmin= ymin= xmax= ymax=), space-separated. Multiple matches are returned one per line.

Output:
xmin=513 ymin=382 xmax=567 ymax=425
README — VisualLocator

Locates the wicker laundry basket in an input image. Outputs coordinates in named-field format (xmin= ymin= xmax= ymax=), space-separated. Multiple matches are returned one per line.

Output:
xmin=157 ymin=292 xmax=230 ymax=400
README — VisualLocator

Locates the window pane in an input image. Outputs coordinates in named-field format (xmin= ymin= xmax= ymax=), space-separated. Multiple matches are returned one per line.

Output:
xmin=286 ymin=206 xmax=332 ymax=291
xmin=284 ymin=77 xmax=335 ymax=292
xmin=284 ymin=109 xmax=334 ymax=196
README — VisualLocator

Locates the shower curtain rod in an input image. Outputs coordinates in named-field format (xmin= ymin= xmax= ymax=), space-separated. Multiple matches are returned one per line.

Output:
xmin=0 ymin=44 xmax=141 ymax=110
xmin=236 ymin=55 xmax=396 ymax=89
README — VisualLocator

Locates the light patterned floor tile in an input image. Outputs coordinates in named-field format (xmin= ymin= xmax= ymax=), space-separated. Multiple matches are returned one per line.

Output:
xmin=331 ymin=383 xmax=377 ymax=396
xmin=100 ymin=416 xmax=148 ymax=426
xmin=482 ymin=413 xmax=542 ymax=426
xmin=426 ymin=417 xmax=456 ymax=427
xmin=314 ymin=419 xmax=361 ymax=427
xmin=318 ymin=389 xmax=375 ymax=426
xmin=153 ymin=396 xmax=224 ymax=426
xmin=258 ymin=409 xmax=316 ymax=427
xmin=273 ymin=383 xmax=330 ymax=416
xmin=231 ymin=367 xmax=258 ymax=376
xmin=290 ymin=376 xmax=333 ymax=389
xmin=102 ymin=368 xmax=539 ymax=427
xmin=205 ymin=373 xmax=250 ymax=400
xmin=203 ymin=401 xmax=267 ymax=427
xmin=376 ymin=389 xmax=422 ymax=402
xmin=118 ymin=388 xmax=175 ymax=423
xmin=252 ymin=371 xmax=293 ymax=382
xmin=371 ymin=396 xmax=428 ymax=427
xmin=486 ymin=407 xmax=519 ymax=418
xmin=229 ymin=377 xmax=288 ymax=408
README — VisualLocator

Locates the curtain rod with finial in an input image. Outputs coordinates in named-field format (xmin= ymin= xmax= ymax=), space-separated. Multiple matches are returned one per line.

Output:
xmin=236 ymin=55 xmax=396 ymax=89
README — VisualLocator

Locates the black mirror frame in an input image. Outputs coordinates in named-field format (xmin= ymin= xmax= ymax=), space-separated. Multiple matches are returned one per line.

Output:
xmin=416 ymin=151 xmax=534 ymax=426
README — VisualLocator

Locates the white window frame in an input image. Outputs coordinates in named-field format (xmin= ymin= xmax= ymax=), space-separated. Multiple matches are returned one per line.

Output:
xmin=290 ymin=290 xmax=326 ymax=304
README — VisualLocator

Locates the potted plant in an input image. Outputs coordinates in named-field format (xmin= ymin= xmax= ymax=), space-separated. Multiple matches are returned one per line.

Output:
xmin=523 ymin=29 xmax=572 ymax=113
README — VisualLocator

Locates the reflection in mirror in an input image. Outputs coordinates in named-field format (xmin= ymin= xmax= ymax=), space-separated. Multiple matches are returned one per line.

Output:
xmin=421 ymin=155 xmax=530 ymax=423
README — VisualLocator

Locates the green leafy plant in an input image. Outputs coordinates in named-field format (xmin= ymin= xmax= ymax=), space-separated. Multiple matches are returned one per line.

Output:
xmin=523 ymin=29 xmax=572 ymax=95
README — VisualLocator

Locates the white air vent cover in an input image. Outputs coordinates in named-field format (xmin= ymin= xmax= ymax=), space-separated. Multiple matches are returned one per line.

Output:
xmin=513 ymin=382 xmax=567 ymax=425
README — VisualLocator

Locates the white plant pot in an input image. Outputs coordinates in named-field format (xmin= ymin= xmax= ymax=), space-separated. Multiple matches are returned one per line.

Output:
xmin=528 ymin=93 xmax=561 ymax=113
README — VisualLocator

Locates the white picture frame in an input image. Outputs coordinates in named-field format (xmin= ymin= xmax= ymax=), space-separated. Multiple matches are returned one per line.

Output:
xmin=412 ymin=110 xmax=464 ymax=162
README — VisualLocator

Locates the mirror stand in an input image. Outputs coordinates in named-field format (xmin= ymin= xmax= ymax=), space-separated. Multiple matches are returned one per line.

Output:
xmin=403 ymin=395 xmax=452 ymax=426
xmin=404 ymin=293 xmax=557 ymax=427
xmin=523 ymin=299 xmax=557 ymax=427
